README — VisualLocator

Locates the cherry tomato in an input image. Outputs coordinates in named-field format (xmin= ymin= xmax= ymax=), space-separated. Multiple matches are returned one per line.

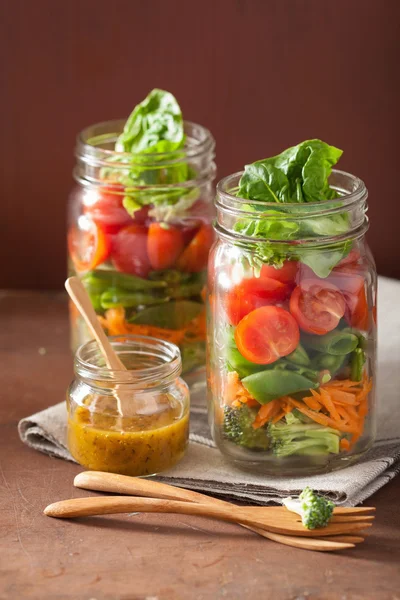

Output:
xmin=147 ymin=223 xmax=185 ymax=270
xmin=225 ymin=277 xmax=290 ymax=325
xmin=260 ymin=260 xmax=298 ymax=284
xmin=176 ymin=224 xmax=214 ymax=273
xmin=235 ymin=306 xmax=300 ymax=365
xmin=112 ymin=224 xmax=151 ymax=277
xmin=83 ymin=186 xmax=133 ymax=234
xmin=327 ymin=271 xmax=369 ymax=330
xmin=290 ymin=279 xmax=346 ymax=335
xmin=68 ymin=220 xmax=111 ymax=272
xmin=334 ymin=249 xmax=362 ymax=272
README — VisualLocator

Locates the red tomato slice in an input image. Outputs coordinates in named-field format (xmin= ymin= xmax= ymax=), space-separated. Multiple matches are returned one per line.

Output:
xmin=235 ymin=306 xmax=300 ymax=365
xmin=112 ymin=224 xmax=151 ymax=277
xmin=290 ymin=279 xmax=346 ymax=335
xmin=68 ymin=220 xmax=111 ymax=272
xmin=327 ymin=271 xmax=369 ymax=330
xmin=83 ymin=186 xmax=133 ymax=234
xmin=176 ymin=224 xmax=214 ymax=273
xmin=147 ymin=223 xmax=185 ymax=270
xmin=225 ymin=277 xmax=290 ymax=325
xmin=260 ymin=261 xmax=298 ymax=284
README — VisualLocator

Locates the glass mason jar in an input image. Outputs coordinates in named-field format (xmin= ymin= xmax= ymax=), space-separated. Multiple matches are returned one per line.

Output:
xmin=68 ymin=120 xmax=216 ymax=374
xmin=207 ymin=169 xmax=377 ymax=474
xmin=67 ymin=335 xmax=190 ymax=476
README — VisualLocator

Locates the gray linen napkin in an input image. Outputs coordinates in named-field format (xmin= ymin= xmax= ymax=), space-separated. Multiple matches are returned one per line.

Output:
xmin=18 ymin=277 xmax=400 ymax=506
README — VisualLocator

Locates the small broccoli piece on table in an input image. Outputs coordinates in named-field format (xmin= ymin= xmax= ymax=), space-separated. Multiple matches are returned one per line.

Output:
xmin=283 ymin=487 xmax=335 ymax=529
xmin=223 ymin=405 xmax=270 ymax=450
xmin=268 ymin=411 xmax=340 ymax=456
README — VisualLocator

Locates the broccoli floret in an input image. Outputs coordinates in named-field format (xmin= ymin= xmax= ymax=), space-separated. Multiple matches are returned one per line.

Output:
xmin=268 ymin=412 xmax=340 ymax=457
xmin=283 ymin=487 xmax=335 ymax=529
xmin=223 ymin=405 xmax=270 ymax=450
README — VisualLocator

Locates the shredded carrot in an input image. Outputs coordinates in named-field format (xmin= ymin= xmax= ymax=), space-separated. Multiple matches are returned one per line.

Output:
xmin=272 ymin=409 xmax=287 ymax=424
xmin=319 ymin=388 xmax=341 ymax=422
xmin=286 ymin=398 xmax=359 ymax=433
xmin=322 ymin=388 xmax=357 ymax=405
xmin=253 ymin=400 xmax=280 ymax=429
xmin=99 ymin=306 xmax=206 ymax=346
xmin=303 ymin=395 xmax=322 ymax=411
xmin=340 ymin=438 xmax=351 ymax=451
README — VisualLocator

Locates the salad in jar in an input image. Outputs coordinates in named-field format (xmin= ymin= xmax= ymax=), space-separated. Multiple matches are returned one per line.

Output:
xmin=208 ymin=140 xmax=376 ymax=473
xmin=68 ymin=89 xmax=216 ymax=372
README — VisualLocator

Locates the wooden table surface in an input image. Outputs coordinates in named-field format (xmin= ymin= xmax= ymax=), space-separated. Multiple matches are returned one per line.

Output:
xmin=1 ymin=292 xmax=400 ymax=600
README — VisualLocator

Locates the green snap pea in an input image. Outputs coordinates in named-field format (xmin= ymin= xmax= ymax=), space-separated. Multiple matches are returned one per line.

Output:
xmin=100 ymin=288 xmax=168 ymax=310
xmin=83 ymin=270 xmax=167 ymax=292
xmin=302 ymin=330 xmax=358 ymax=355
xmin=350 ymin=348 xmax=366 ymax=382
xmin=312 ymin=353 xmax=347 ymax=374
xmin=242 ymin=370 xmax=318 ymax=405
xmin=129 ymin=300 xmax=203 ymax=330
xmin=286 ymin=344 xmax=311 ymax=367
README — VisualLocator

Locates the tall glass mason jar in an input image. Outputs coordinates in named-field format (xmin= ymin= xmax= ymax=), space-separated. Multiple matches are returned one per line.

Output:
xmin=207 ymin=169 xmax=377 ymax=474
xmin=68 ymin=120 xmax=216 ymax=374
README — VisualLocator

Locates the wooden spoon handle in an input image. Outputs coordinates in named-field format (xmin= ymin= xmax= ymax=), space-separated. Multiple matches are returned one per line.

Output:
xmin=65 ymin=277 xmax=126 ymax=371
xmin=44 ymin=496 xmax=244 ymax=523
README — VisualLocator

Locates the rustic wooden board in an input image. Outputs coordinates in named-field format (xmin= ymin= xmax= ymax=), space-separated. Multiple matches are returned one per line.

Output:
xmin=0 ymin=291 xmax=399 ymax=599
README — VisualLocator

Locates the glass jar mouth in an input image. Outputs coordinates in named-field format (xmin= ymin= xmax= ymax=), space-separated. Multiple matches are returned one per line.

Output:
xmin=216 ymin=169 xmax=367 ymax=217
xmin=77 ymin=119 xmax=215 ymax=168
xmin=75 ymin=335 xmax=182 ymax=389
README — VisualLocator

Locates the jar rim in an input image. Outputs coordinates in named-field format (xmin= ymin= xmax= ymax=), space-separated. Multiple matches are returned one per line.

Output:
xmin=216 ymin=169 xmax=367 ymax=215
xmin=77 ymin=119 xmax=215 ymax=164
xmin=74 ymin=334 xmax=182 ymax=389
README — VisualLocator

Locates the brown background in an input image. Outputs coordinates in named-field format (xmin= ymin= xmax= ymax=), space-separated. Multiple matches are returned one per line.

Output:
xmin=1 ymin=0 xmax=399 ymax=289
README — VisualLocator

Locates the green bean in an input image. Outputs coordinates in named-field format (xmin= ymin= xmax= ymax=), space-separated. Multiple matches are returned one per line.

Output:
xmin=302 ymin=330 xmax=358 ymax=355
xmin=242 ymin=370 xmax=317 ymax=405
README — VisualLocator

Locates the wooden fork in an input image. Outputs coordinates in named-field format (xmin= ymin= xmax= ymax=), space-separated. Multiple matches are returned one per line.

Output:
xmin=43 ymin=472 xmax=374 ymax=549
xmin=70 ymin=471 xmax=370 ymax=552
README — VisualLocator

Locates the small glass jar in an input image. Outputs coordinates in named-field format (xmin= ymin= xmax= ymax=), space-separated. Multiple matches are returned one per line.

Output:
xmin=207 ymin=169 xmax=377 ymax=474
xmin=68 ymin=120 xmax=216 ymax=374
xmin=67 ymin=335 xmax=190 ymax=476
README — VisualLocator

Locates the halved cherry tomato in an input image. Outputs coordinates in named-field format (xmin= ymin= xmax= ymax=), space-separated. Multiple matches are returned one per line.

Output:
xmin=290 ymin=279 xmax=346 ymax=335
xmin=147 ymin=223 xmax=185 ymax=270
xmin=328 ymin=271 xmax=368 ymax=330
xmin=235 ymin=306 xmax=300 ymax=365
xmin=83 ymin=186 xmax=133 ymax=234
xmin=334 ymin=249 xmax=362 ymax=273
xmin=225 ymin=277 xmax=290 ymax=325
xmin=176 ymin=223 xmax=214 ymax=273
xmin=260 ymin=260 xmax=298 ymax=284
xmin=112 ymin=224 xmax=151 ymax=277
xmin=68 ymin=220 xmax=111 ymax=272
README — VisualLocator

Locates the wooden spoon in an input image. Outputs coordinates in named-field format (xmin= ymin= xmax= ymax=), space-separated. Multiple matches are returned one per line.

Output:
xmin=44 ymin=495 xmax=373 ymax=538
xmin=65 ymin=277 xmax=145 ymax=418
xmin=73 ymin=471 xmax=367 ymax=552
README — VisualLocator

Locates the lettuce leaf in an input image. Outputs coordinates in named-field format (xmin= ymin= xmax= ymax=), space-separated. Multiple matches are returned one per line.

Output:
xmin=235 ymin=140 xmax=350 ymax=275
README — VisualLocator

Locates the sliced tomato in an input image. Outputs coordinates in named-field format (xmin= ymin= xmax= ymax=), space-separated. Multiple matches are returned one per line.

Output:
xmin=68 ymin=220 xmax=111 ymax=272
xmin=260 ymin=260 xmax=298 ymax=284
xmin=290 ymin=279 xmax=346 ymax=335
xmin=225 ymin=277 xmax=290 ymax=325
xmin=235 ymin=306 xmax=300 ymax=365
xmin=147 ymin=223 xmax=185 ymax=270
xmin=328 ymin=271 xmax=368 ymax=330
xmin=112 ymin=224 xmax=151 ymax=277
xmin=83 ymin=186 xmax=133 ymax=234
xmin=176 ymin=224 xmax=214 ymax=273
